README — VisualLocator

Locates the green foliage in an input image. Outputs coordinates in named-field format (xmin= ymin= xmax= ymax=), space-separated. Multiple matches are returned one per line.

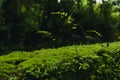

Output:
xmin=0 ymin=0 xmax=120 ymax=53
xmin=0 ymin=1 xmax=120 ymax=79
xmin=0 ymin=41 xmax=120 ymax=79
xmin=21 ymin=5 xmax=26 ymax=13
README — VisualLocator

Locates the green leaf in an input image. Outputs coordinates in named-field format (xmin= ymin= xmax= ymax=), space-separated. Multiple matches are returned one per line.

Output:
xmin=21 ymin=5 xmax=26 ymax=13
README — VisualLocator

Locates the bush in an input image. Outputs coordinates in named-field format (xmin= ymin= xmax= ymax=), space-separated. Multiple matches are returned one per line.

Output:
xmin=0 ymin=42 xmax=120 ymax=80
xmin=17 ymin=49 xmax=120 ymax=80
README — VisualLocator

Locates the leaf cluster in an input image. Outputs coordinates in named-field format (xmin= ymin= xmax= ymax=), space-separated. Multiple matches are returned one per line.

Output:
xmin=0 ymin=41 xmax=120 ymax=80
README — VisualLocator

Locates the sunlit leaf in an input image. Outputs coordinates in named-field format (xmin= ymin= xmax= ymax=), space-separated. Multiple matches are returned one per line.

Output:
xmin=21 ymin=5 xmax=26 ymax=13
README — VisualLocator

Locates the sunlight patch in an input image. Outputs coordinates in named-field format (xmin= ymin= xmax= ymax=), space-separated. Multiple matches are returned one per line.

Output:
xmin=58 ymin=0 xmax=61 ymax=3
xmin=96 ymin=0 xmax=108 ymax=4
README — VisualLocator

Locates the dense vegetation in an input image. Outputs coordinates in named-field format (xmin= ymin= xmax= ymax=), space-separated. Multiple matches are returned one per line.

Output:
xmin=0 ymin=0 xmax=120 ymax=80
xmin=0 ymin=41 xmax=120 ymax=80
xmin=0 ymin=0 xmax=120 ymax=53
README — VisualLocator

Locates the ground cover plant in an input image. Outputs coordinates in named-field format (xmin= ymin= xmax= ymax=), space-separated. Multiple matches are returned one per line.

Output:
xmin=0 ymin=41 xmax=120 ymax=80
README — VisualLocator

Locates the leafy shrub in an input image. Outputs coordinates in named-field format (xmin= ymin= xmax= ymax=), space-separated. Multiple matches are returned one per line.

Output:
xmin=15 ymin=49 xmax=120 ymax=80
xmin=0 ymin=42 xmax=120 ymax=80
